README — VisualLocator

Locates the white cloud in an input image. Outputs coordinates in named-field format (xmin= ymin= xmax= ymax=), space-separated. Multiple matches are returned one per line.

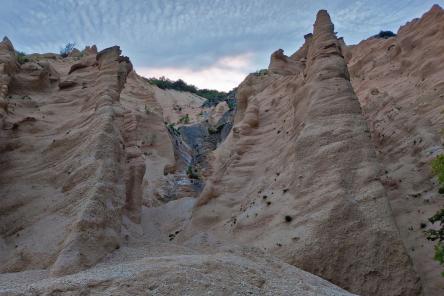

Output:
xmin=137 ymin=53 xmax=257 ymax=91
xmin=1 ymin=0 xmax=438 ymax=82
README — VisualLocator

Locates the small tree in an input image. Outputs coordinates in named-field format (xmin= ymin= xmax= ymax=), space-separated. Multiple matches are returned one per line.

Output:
xmin=178 ymin=114 xmax=190 ymax=124
xmin=425 ymin=209 xmax=444 ymax=276
xmin=15 ymin=51 xmax=29 ymax=65
xmin=426 ymin=154 xmax=444 ymax=276
xmin=432 ymin=155 xmax=444 ymax=186
xmin=60 ymin=42 xmax=76 ymax=58
xmin=373 ymin=31 xmax=396 ymax=39
xmin=187 ymin=165 xmax=199 ymax=179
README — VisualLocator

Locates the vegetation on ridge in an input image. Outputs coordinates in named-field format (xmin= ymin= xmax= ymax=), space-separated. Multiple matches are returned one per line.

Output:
xmin=178 ymin=114 xmax=190 ymax=124
xmin=146 ymin=76 xmax=237 ymax=110
xmin=372 ymin=30 xmax=396 ymax=39
xmin=60 ymin=42 xmax=77 ymax=58
xmin=146 ymin=76 xmax=227 ymax=102
xmin=15 ymin=51 xmax=29 ymax=64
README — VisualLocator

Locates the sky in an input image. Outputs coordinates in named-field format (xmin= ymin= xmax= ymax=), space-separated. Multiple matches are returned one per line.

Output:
xmin=0 ymin=0 xmax=439 ymax=91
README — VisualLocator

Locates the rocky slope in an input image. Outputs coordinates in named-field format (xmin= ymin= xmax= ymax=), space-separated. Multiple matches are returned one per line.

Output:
xmin=347 ymin=5 xmax=444 ymax=295
xmin=1 ymin=5 xmax=444 ymax=296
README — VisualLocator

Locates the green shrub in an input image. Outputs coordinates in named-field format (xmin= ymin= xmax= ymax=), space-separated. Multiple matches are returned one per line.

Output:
xmin=60 ymin=42 xmax=76 ymax=58
xmin=145 ymin=76 xmax=227 ymax=102
xmin=227 ymin=99 xmax=236 ymax=111
xmin=208 ymin=125 xmax=223 ymax=135
xmin=15 ymin=51 xmax=29 ymax=65
xmin=426 ymin=155 xmax=444 ymax=276
xmin=166 ymin=122 xmax=180 ymax=135
xmin=187 ymin=165 xmax=199 ymax=179
xmin=178 ymin=114 xmax=190 ymax=124
xmin=432 ymin=155 xmax=444 ymax=185
xmin=425 ymin=209 xmax=444 ymax=276
xmin=252 ymin=69 xmax=268 ymax=76
xmin=435 ymin=244 xmax=444 ymax=277
xmin=372 ymin=31 xmax=396 ymax=39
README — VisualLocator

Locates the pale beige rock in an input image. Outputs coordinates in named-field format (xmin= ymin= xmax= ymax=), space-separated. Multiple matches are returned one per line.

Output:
xmin=152 ymin=86 xmax=206 ymax=125
xmin=3 ymin=6 xmax=444 ymax=296
xmin=186 ymin=10 xmax=421 ymax=296
xmin=207 ymin=101 xmax=229 ymax=126
xmin=268 ymin=48 xmax=304 ymax=75
xmin=348 ymin=4 xmax=444 ymax=296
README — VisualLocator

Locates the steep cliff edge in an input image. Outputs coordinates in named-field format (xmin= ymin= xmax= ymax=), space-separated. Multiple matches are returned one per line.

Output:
xmin=185 ymin=10 xmax=421 ymax=296
xmin=348 ymin=4 xmax=444 ymax=295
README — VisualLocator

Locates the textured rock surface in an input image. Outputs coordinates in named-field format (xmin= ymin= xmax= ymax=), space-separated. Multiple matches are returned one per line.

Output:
xmin=348 ymin=5 xmax=444 ymax=295
xmin=0 ymin=37 xmax=17 ymax=119
xmin=0 ymin=34 xmax=354 ymax=295
xmin=268 ymin=48 xmax=304 ymax=76
xmin=2 ymin=5 xmax=444 ymax=296
xmin=185 ymin=10 xmax=421 ymax=296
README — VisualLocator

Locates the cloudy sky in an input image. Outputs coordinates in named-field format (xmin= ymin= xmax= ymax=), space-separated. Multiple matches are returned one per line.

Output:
xmin=0 ymin=0 xmax=438 ymax=90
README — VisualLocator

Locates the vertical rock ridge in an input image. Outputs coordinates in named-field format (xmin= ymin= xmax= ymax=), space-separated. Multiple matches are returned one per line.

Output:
xmin=50 ymin=47 xmax=132 ymax=276
xmin=0 ymin=37 xmax=17 ymax=118
xmin=292 ymin=10 xmax=421 ymax=296
xmin=187 ymin=9 xmax=421 ymax=296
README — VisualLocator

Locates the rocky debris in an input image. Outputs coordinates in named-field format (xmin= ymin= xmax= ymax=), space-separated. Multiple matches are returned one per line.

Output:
xmin=0 ymin=247 xmax=356 ymax=296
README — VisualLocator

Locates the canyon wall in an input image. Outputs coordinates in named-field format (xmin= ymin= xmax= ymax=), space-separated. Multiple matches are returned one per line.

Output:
xmin=185 ymin=10 xmax=422 ymax=296
xmin=0 ymin=42 xmax=176 ymax=276
xmin=0 ymin=35 xmax=356 ymax=296
xmin=348 ymin=5 xmax=444 ymax=295
xmin=2 ymin=5 xmax=444 ymax=296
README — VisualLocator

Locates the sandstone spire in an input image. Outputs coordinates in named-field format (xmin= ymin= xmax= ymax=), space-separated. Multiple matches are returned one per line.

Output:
xmin=188 ymin=9 xmax=421 ymax=296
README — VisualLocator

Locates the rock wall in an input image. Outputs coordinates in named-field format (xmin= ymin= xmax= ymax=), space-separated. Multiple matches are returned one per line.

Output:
xmin=0 ymin=43 xmax=175 ymax=277
xmin=185 ymin=10 xmax=421 ymax=296
xmin=2 ymin=5 xmax=444 ymax=296
xmin=0 ymin=37 xmax=17 ymax=122
xmin=348 ymin=4 xmax=444 ymax=295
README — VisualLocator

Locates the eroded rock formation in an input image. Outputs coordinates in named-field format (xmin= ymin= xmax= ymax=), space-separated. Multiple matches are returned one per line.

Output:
xmin=1 ymin=5 xmax=444 ymax=296
xmin=185 ymin=10 xmax=421 ymax=296
xmin=348 ymin=5 xmax=444 ymax=295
